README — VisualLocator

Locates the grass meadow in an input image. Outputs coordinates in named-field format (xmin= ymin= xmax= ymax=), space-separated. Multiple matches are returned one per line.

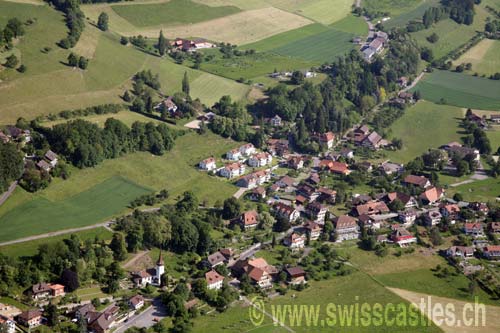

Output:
xmin=411 ymin=71 xmax=500 ymax=110
xmin=0 ymin=132 xmax=239 ymax=241
xmin=448 ymin=178 xmax=500 ymax=203
xmin=385 ymin=101 xmax=464 ymax=163
xmin=111 ymin=0 xmax=241 ymax=27
xmin=454 ymin=39 xmax=500 ymax=76
xmin=384 ymin=0 xmax=440 ymax=28
xmin=267 ymin=0 xmax=353 ymax=25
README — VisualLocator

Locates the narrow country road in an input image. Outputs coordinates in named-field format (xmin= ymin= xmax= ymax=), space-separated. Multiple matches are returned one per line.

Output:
xmin=0 ymin=207 xmax=161 ymax=247
xmin=402 ymin=72 xmax=425 ymax=92
xmin=0 ymin=181 xmax=17 ymax=207
xmin=122 ymin=250 xmax=150 ymax=269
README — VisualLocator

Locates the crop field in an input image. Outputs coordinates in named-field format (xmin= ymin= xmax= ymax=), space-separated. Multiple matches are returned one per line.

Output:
xmin=111 ymin=0 xmax=241 ymax=27
xmin=411 ymin=71 xmax=500 ymax=110
xmin=454 ymin=39 xmax=500 ymax=76
xmin=0 ymin=176 xmax=151 ymax=242
xmin=384 ymin=0 xmax=440 ymax=28
xmin=385 ymin=101 xmax=464 ymax=163
xmin=330 ymin=14 xmax=369 ymax=36
xmin=0 ymin=228 xmax=113 ymax=258
xmin=267 ymin=0 xmax=354 ymax=25
xmin=0 ymin=132 xmax=238 ymax=241
xmin=272 ymin=28 xmax=356 ymax=63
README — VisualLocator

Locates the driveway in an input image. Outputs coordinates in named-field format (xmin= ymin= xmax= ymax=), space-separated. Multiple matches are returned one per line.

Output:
xmin=113 ymin=298 xmax=167 ymax=333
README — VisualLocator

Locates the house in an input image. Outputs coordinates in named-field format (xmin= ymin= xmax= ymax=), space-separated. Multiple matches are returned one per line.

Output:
xmin=226 ymin=148 xmax=242 ymax=161
xmin=464 ymin=223 xmax=484 ymax=237
xmin=399 ymin=209 xmax=418 ymax=226
xmin=248 ymin=152 xmax=272 ymax=167
xmin=403 ymin=175 xmax=431 ymax=188
xmin=296 ymin=183 xmax=320 ymax=201
xmin=376 ymin=31 xmax=389 ymax=40
xmin=270 ymin=115 xmax=282 ymax=127
xmin=439 ymin=204 xmax=460 ymax=223
xmin=44 ymin=150 xmax=59 ymax=168
xmin=207 ymin=251 xmax=226 ymax=268
xmin=483 ymin=245 xmax=500 ymax=260
xmin=74 ymin=304 xmax=95 ymax=320
xmin=379 ymin=161 xmax=404 ymax=176
xmin=303 ymin=221 xmax=322 ymax=241
xmin=362 ymin=131 xmax=384 ymax=149
xmin=199 ymin=157 xmax=216 ymax=171
xmin=353 ymin=125 xmax=370 ymax=142
xmin=276 ymin=175 xmax=295 ymax=189
xmin=131 ymin=270 xmax=153 ymax=288
xmin=49 ymin=284 xmax=65 ymax=297
xmin=490 ymin=114 xmax=500 ymax=123
xmin=205 ymin=270 xmax=224 ymax=290
xmin=284 ymin=267 xmax=306 ymax=285
xmin=220 ymin=162 xmax=245 ymax=179
xmin=129 ymin=295 xmax=145 ymax=311
xmin=419 ymin=187 xmax=445 ymax=205
xmin=31 ymin=283 xmax=51 ymax=299
xmin=469 ymin=202 xmax=489 ymax=214
xmin=231 ymin=258 xmax=277 ymax=289
xmin=87 ymin=307 xmax=118 ymax=333
xmin=16 ymin=310 xmax=42 ymax=328
xmin=354 ymin=201 xmax=390 ymax=216
xmin=249 ymin=186 xmax=266 ymax=201
xmin=363 ymin=47 xmax=375 ymax=61
xmin=358 ymin=214 xmax=380 ymax=229
xmin=266 ymin=139 xmax=289 ymax=156
xmin=0 ymin=315 xmax=15 ymax=333
xmin=287 ymin=155 xmax=305 ymax=170
xmin=319 ymin=132 xmax=335 ymax=149
xmin=398 ymin=76 xmax=409 ymax=88
xmin=385 ymin=192 xmax=418 ymax=209
xmin=306 ymin=202 xmax=327 ymax=224
xmin=283 ymin=232 xmax=305 ymax=250
xmin=237 ymin=170 xmax=270 ymax=188
xmin=318 ymin=187 xmax=336 ymax=204
xmin=328 ymin=161 xmax=351 ymax=175
xmin=340 ymin=147 xmax=354 ymax=159
xmin=306 ymin=173 xmax=321 ymax=186
xmin=36 ymin=160 xmax=52 ymax=172
xmin=273 ymin=202 xmax=300 ymax=223
xmin=131 ymin=252 xmax=164 ymax=287
xmin=239 ymin=143 xmax=256 ymax=156
xmin=466 ymin=112 xmax=487 ymax=128
xmin=334 ymin=215 xmax=360 ymax=242
xmin=369 ymin=37 xmax=385 ymax=53
xmin=391 ymin=227 xmax=417 ymax=246
xmin=154 ymin=96 xmax=178 ymax=114
xmin=446 ymin=246 xmax=474 ymax=259
xmin=489 ymin=222 xmax=500 ymax=234
xmin=447 ymin=146 xmax=481 ymax=162
xmin=423 ymin=209 xmax=442 ymax=227
xmin=238 ymin=211 xmax=259 ymax=230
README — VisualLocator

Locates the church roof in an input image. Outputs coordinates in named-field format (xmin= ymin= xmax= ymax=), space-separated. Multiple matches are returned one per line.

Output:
xmin=157 ymin=250 xmax=164 ymax=266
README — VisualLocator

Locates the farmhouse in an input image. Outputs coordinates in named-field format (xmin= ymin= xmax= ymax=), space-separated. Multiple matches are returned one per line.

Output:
xmin=362 ymin=131 xmax=385 ymax=149
xmin=232 ymin=258 xmax=277 ymax=289
xmin=248 ymin=152 xmax=272 ymax=167
xmin=205 ymin=270 xmax=224 ymax=290
xmin=285 ymin=267 xmax=306 ymax=285
xmin=16 ymin=310 xmax=42 ymax=328
xmin=403 ymin=175 xmax=431 ymax=188
xmin=154 ymin=97 xmax=178 ymax=115
xmin=334 ymin=215 xmax=360 ymax=242
xmin=199 ymin=157 xmax=216 ymax=171
xmin=220 ymin=162 xmax=245 ymax=179
xmin=420 ymin=187 xmax=444 ymax=205
xmin=44 ymin=150 xmax=59 ymax=168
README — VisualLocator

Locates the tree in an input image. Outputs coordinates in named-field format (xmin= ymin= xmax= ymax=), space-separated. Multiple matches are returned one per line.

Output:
xmin=389 ymin=199 xmax=405 ymax=212
xmin=273 ymin=216 xmax=291 ymax=232
xmin=45 ymin=302 xmax=59 ymax=326
xmin=120 ymin=36 xmax=129 ymax=45
xmin=0 ymin=142 xmax=24 ymax=192
xmin=430 ymin=228 xmax=443 ymax=246
xmin=182 ymin=71 xmax=190 ymax=96
xmin=290 ymin=71 xmax=305 ymax=85
xmin=222 ymin=197 xmax=241 ymax=219
xmin=78 ymin=56 xmax=88 ymax=70
xmin=68 ymin=53 xmax=78 ymax=67
xmin=110 ymin=233 xmax=128 ymax=261
xmin=61 ymin=269 xmax=80 ymax=291
xmin=4 ymin=54 xmax=18 ymax=68
xmin=158 ymin=30 xmax=167 ymax=56
xmin=97 ymin=12 xmax=109 ymax=31
xmin=123 ymin=91 xmax=132 ymax=102
xmin=457 ymin=160 xmax=470 ymax=176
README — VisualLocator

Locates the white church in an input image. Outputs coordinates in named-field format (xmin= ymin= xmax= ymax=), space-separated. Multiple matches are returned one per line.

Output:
xmin=131 ymin=251 xmax=165 ymax=287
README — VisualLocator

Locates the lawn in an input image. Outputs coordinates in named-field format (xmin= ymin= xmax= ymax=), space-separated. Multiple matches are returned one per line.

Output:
xmin=0 ymin=228 xmax=113 ymax=258
xmin=377 ymin=268 xmax=499 ymax=306
xmin=0 ymin=176 xmax=151 ymax=242
xmin=453 ymin=39 xmax=500 ymax=76
xmin=41 ymin=110 xmax=167 ymax=128
xmin=385 ymin=101 xmax=464 ymax=163
xmin=271 ymin=28 xmax=356 ymax=63
xmin=448 ymin=178 xmax=500 ymax=202
xmin=331 ymin=14 xmax=369 ymax=36
xmin=384 ymin=0 xmax=440 ymax=28
xmin=411 ymin=71 xmax=500 ymax=110
xmin=199 ymin=50 xmax=315 ymax=80
xmin=268 ymin=0 xmax=353 ymax=25
xmin=111 ymin=0 xmax=241 ymax=28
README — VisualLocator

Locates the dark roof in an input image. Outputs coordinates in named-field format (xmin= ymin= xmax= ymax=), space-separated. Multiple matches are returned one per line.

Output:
xmin=285 ymin=267 xmax=305 ymax=277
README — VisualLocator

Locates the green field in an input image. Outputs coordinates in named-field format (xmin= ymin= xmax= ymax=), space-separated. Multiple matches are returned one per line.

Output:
xmin=385 ymin=101 xmax=464 ymax=163
xmin=0 ymin=176 xmax=150 ymax=242
xmin=0 ymin=132 xmax=238 ymax=242
xmin=363 ymin=0 xmax=429 ymax=17
xmin=268 ymin=0 xmax=353 ymax=25
xmin=448 ymin=178 xmax=500 ymax=202
xmin=331 ymin=14 xmax=369 ymax=36
xmin=411 ymin=71 xmax=500 ymax=110
xmin=454 ymin=39 xmax=500 ymax=76
xmin=384 ymin=0 xmax=440 ymax=28
xmin=0 ymin=227 xmax=113 ymax=258
xmin=111 ymin=0 xmax=241 ymax=27
xmin=272 ymin=28 xmax=356 ymax=63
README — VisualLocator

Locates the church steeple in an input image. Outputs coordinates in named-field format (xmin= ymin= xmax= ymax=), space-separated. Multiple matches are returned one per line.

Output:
xmin=157 ymin=249 xmax=164 ymax=266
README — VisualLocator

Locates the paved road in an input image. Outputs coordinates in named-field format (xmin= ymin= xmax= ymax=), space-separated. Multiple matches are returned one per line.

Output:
xmin=114 ymin=298 xmax=167 ymax=333
xmin=0 ymin=207 xmax=161 ymax=247
xmin=0 ymin=181 xmax=17 ymax=207
xmin=402 ymin=72 xmax=425 ymax=92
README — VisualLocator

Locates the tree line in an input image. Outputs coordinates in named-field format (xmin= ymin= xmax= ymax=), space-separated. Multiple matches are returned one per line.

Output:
xmin=47 ymin=0 xmax=85 ymax=49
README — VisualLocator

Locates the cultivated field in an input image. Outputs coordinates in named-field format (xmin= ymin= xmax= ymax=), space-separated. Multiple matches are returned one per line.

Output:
xmin=111 ymin=0 xmax=241 ymax=27
xmin=384 ymin=0 xmax=440 ymax=28
xmin=411 ymin=71 xmax=500 ymax=110
xmin=385 ymin=101 xmax=464 ymax=163
xmin=331 ymin=14 xmax=369 ymax=36
xmin=267 ymin=0 xmax=354 ymax=25
xmin=0 ymin=132 xmax=239 ymax=242
xmin=453 ymin=39 xmax=500 ymax=76
xmin=0 ymin=176 xmax=151 ymax=242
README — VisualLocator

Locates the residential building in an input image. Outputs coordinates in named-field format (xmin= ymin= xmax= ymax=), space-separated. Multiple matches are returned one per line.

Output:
xmin=423 ymin=209 xmax=442 ymax=227
xmin=266 ymin=139 xmax=289 ymax=156
xmin=226 ymin=148 xmax=242 ymax=161
xmin=44 ymin=150 xmax=59 ymax=168
xmin=273 ymin=202 xmax=300 ymax=223
xmin=238 ymin=211 xmax=259 ymax=230
xmin=385 ymin=192 xmax=418 ymax=209
xmin=205 ymin=270 xmax=224 ymax=290
xmin=199 ymin=157 xmax=216 ymax=171
xmin=270 ymin=115 xmax=282 ymax=127
xmin=318 ymin=187 xmax=336 ymax=204
xmin=446 ymin=246 xmax=475 ymax=259
xmin=129 ymin=295 xmax=145 ymax=311
xmin=276 ymin=175 xmax=295 ymax=189
xmin=303 ymin=221 xmax=322 ymax=240
xmin=16 ymin=310 xmax=42 ymax=328
xmin=296 ymin=183 xmax=320 ymax=201
xmin=379 ymin=161 xmax=404 ymax=176
xmin=87 ymin=306 xmax=118 ymax=333
xmin=489 ymin=222 xmax=500 ymax=234
xmin=284 ymin=267 xmax=306 ymax=285
xmin=334 ymin=215 xmax=360 ymax=242
xmin=220 ymin=162 xmax=245 ymax=179
xmin=306 ymin=202 xmax=327 ymax=224
xmin=249 ymin=187 xmax=266 ymax=201
xmin=319 ymin=132 xmax=335 ymax=149
xmin=248 ymin=152 xmax=272 ymax=167
xmin=362 ymin=131 xmax=385 ymax=149
xmin=391 ymin=227 xmax=417 ymax=246
xmin=283 ymin=232 xmax=305 ymax=250
xmin=354 ymin=201 xmax=390 ymax=216
xmin=483 ymin=246 xmax=500 ymax=260
xmin=399 ymin=209 xmax=418 ymax=226
xmin=0 ymin=315 xmax=15 ymax=333
xmin=239 ymin=143 xmax=256 ymax=156
xmin=403 ymin=175 xmax=431 ymax=188
xmin=464 ymin=223 xmax=484 ymax=237
xmin=207 ymin=251 xmax=226 ymax=268
xmin=358 ymin=214 xmax=380 ymax=229
xmin=154 ymin=96 xmax=178 ymax=114
xmin=420 ymin=187 xmax=445 ymax=205
xmin=439 ymin=204 xmax=460 ymax=224
xmin=237 ymin=170 xmax=270 ymax=188
xmin=287 ymin=155 xmax=305 ymax=170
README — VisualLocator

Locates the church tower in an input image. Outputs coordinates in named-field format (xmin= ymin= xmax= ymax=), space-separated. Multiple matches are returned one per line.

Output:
xmin=156 ymin=250 xmax=165 ymax=285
